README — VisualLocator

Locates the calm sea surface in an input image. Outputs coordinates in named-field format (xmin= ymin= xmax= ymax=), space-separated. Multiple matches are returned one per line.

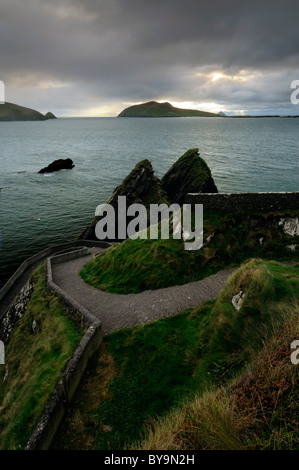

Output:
xmin=0 ymin=117 xmax=298 ymax=284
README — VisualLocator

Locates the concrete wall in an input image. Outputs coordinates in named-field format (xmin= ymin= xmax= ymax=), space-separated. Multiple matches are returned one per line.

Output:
xmin=185 ymin=192 xmax=299 ymax=212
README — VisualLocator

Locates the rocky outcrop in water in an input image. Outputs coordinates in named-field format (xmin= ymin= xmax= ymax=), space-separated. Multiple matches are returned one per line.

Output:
xmin=81 ymin=148 xmax=218 ymax=240
xmin=38 ymin=158 xmax=75 ymax=173
xmin=162 ymin=148 xmax=218 ymax=205
xmin=107 ymin=159 xmax=168 ymax=208
xmin=82 ymin=159 xmax=168 ymax=240
xmin=44 ymin=112 xmax=57 ymax=120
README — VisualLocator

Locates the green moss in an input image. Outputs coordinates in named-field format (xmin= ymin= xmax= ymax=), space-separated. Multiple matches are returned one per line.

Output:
xmin=110 ymin=159 xmax=169 ymax=207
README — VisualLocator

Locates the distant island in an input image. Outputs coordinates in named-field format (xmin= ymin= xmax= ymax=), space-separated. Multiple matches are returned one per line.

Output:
xmin=118 ymin=101 xmax=221 ymax=117
xmin=0 ymin=102 xmax=57 ymax=121
xmin=118 ymin=101 xmax=299 ymax=119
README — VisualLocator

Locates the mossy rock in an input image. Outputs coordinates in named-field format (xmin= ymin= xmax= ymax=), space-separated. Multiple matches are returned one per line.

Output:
xmin=161 ymin=148 xmax=218 ymax=204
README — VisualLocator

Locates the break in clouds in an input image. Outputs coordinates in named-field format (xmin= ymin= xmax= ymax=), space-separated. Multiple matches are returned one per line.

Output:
xmin=0 ymin=0 xmax=298 ymax=116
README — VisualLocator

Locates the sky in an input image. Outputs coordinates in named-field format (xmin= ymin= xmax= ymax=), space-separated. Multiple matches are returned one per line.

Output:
xmin=1 ymin=0 xmax=298 ymax=117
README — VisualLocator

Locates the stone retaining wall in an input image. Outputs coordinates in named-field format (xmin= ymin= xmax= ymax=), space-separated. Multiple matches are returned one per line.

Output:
xmin=24 ymin=248 xmax=104 ymax=450
xmin=185 ymin=192 xmax=299 ymax=212
xmin=0 ymin=281 xmax=34 ymax=344
xmin=0 ymin=240 xmax=110 ymax=323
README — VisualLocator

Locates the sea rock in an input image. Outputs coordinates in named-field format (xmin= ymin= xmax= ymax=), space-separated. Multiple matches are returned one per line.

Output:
xmin=161 ymin=148 xmax=218 ymax=205
xmin=38 ymin=158 xmax=74 ymax=173
xmin=82 ymin=159 xmax=168 ymax=240
xmin=107 ymin=159 xmax=168 ymax=208
xmin=81 ymin=148 xmax=218 ymax=241
xmin=44 ymin=112 xmax=57 ymax=120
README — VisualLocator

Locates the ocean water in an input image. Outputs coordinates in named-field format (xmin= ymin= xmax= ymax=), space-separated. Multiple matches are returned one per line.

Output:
xmin=0 ymin=116 xmax=298 ymax=284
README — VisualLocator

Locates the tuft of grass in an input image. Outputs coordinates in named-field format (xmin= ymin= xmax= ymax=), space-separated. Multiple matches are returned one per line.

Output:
xmin=80 ymin=210 xmax=299 ymax=294
xmin=0 ymin=264 xmax=82 ymax=450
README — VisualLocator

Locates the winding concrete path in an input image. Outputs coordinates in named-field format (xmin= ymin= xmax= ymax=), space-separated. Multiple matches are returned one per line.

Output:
xmin=52 ymin=247 xmax=236 ymax=335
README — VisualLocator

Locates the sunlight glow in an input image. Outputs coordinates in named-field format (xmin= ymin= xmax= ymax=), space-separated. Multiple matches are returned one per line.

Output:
xmin=169 ymin=101 xmax=223 ymax=114
xmin=212 ymin=73 xmax=224 ymax=81
xmin=210 ymin=71 xmax=248 ymax=82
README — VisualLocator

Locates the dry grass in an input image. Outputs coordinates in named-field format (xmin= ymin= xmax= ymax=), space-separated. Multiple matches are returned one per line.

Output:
xmin=133 ymin=310 xmax=299 ymax=450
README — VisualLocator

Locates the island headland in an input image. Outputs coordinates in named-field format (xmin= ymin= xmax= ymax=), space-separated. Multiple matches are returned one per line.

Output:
xmin=0 ymin=102 xmax=57 ymax=121
xmin=118 ymin=101 xmax=221 ymax=117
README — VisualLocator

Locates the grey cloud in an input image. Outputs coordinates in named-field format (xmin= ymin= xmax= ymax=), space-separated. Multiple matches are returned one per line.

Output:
xmin=0 ymin=0 xmax=298 ymax=115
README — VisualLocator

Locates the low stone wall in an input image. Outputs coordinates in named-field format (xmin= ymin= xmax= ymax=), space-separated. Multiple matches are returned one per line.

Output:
xmin=185 ymin=192 xmax=299 ymax=212
xmin=24 ymin=248 xmax=104 ymax=450
xmin=0 ymin=281 xmax=34 ymax=344
xmin=0 ymin=239 xmax=110 ymax=323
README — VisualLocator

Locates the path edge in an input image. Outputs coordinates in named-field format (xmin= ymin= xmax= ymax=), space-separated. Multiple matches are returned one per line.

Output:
xmin=25 ymin=248 xmax=105 ymax=450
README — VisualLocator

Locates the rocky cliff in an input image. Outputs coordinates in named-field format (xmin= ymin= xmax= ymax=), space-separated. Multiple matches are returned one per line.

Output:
xmin=81 ymin=148 xmax=218 ymax=241
xmin=162 ymin=148 xmax=218 ymax=205
xmin=38 ymin=158 xmax=75 ymax=173
xmin=82 ymin=159 xmax=169 ymax=240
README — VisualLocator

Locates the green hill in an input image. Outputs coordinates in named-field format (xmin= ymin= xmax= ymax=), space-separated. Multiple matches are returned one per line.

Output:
xmin=0 ymin=102 xmax=56 ymax=121
xmin=118 ymin=101 xmax=221 ymax=117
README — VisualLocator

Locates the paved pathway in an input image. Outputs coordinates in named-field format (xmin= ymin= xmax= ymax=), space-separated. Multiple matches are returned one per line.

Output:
xmin=52 ymin=247 xmax=236 ymax=335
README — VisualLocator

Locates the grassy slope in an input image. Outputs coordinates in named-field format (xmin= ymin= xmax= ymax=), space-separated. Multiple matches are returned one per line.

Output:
xmin=80 ymin=210 xmax=299 ymax=293
xmin=0 ymin=102 xmax=46 ymax=121
xmin=118 ymin=101 xmax=220 ymax=118
xmin=0 ymin=265 xmax=82 ymax=450
xmin=136 ymin=310 xmax=299 ymax=450
xmin=53 ymin=260 xmax=299 ymax=450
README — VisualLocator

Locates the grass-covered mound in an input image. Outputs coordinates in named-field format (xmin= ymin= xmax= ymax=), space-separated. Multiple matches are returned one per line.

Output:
xmin=80 ymin=210 xmax=299 ymax=294
xmin=0 ymin=265 xmax=82 ymax=450
xmin=54 ymin=260 xmax=299 ymax=450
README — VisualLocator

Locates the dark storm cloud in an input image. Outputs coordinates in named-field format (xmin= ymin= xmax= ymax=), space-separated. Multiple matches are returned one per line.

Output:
xmin=0 ymin=0 xmax=298 ymax=115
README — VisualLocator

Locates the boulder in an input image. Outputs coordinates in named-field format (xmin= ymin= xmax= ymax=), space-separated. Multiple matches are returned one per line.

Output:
xmin=38 ymin=158 xmax=74 ymax=173
xmin=161 ymin=148 xmax=218 ymax=205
